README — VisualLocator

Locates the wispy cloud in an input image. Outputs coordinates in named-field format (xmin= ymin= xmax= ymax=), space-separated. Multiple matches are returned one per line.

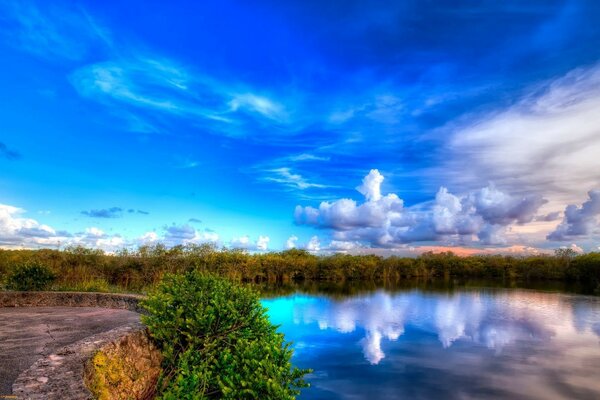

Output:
xmin=69 ymin=57 xmax=296 ymax=137
xmin=0 ymin=1 xmax=110 ymax=61
xmin=263 ymin=167 xmax=328 ymax=190
xmin=229 ymin=93 xmax=287 ymax=122
xmin=173 ymin=158 xmax=201 ymax=169
xmin=287 ymin=153 xmax=330 ymax=162
xmin=439 ymin=63 xmax=600 ymax=210
xmin=2 ymin=2 xmax=298 ymax=139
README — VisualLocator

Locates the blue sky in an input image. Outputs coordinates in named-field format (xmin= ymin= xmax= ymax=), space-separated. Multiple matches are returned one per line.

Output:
xmin=1 ymin=0 xmax=600 ymax=253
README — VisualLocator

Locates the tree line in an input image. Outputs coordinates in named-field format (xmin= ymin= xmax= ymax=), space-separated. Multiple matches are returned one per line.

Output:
xmin=0 ymin=244 xmax=598 ymax=293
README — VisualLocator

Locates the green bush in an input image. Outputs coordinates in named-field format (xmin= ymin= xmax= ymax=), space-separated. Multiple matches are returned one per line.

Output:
xmin=141 ymin=272 xmax=310 ymax=399
xmin=6 ymin=262 xmax=56 ymax=291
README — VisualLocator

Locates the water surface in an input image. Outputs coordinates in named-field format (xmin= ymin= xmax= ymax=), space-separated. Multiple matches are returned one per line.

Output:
xmin=264 ymin=286 xmax=600 ymax=399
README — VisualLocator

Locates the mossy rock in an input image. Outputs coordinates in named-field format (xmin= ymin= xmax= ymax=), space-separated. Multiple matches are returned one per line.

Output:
xmin=85 ymin=330 xmax=162 ymax=400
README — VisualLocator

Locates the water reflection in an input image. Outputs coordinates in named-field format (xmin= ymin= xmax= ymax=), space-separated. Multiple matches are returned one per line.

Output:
xmin=264 ymin=289 xmax=600 ymax=399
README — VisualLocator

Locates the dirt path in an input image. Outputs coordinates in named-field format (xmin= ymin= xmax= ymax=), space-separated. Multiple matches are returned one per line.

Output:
xmin=0 ymin=307 xmax=140 ymax=396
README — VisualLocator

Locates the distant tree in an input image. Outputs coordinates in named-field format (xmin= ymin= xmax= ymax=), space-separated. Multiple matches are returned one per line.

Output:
xmin=554 ymin=248 xmax=578 ymax=259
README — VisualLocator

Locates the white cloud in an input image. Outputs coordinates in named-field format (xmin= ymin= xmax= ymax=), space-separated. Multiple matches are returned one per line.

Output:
xmin=356 ymin=169 xmax=384 ymax=201
xmin=85 ymin=227 xmax=105 ymax=238
xmin=138 ymin=231 xmax=159 ymax=244
xmin=0 ymin=204 xmax=64 ymax=248
xmin=230 ymin=235 xmax=270 ymax=252
xmin=548 ymin=190 xmax=600 ymax=241
xmin=306 ymin=236 xmax=320 ymax=252
xmin=230 ymin=235 xmax=251 ymax=248
xmin=288 ymin=153 xmax=330 ymax=162
xmin=285 ymin=235 xmax=298 ymax=249
xmin=264 ymin=168 xmax=327 ymax=190
xmin=444 ymin=63 xmax=600 ymax=210
xmin=295 ymin=170 xmax=547 ymax=248
xmin=326 ymin=240 xmax=361 ymax=252
xmin=130 ymin=224 xmax=219 ymax=248
xmin=229 ymin=93 xmax=287 ymax=121
xmin=70 ymin=57 xmax=293 ymax=137
xmin=256 ymin=235 xmax=270 ymax=251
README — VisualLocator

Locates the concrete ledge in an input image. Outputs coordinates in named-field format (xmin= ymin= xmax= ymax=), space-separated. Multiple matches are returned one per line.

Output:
xmin=0 ymin=291 xmax=145 ymax=313
xmin=1 ymin=292 xmax=159 ymax=399
xmin=12 ymin=322 xmax=156 ymax=399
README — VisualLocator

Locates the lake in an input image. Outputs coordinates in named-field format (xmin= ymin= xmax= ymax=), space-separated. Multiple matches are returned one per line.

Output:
xmin=263 ymin=283 xmax=600 ymax=399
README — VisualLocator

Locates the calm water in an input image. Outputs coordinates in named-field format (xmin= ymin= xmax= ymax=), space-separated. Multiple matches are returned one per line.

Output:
xmin=263 ymin=286 xmax=600 ymax=399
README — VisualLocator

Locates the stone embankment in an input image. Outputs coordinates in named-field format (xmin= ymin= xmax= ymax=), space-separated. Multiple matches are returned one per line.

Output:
xmin=0 ymin=291 xmax=144 ymax=313
xmin=0 ymin=291 xmax=160 ymax=400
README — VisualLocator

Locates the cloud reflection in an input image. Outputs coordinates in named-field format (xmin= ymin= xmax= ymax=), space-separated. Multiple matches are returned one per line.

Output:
xmin=268 ymin=290 xmax=600 ymax=365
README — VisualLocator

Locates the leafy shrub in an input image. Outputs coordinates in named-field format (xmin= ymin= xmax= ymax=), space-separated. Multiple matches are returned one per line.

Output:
xmin=6 ymin=262 xmax=56 ymax=291
xmin=141 ymin=272 xmax=310 ymax=399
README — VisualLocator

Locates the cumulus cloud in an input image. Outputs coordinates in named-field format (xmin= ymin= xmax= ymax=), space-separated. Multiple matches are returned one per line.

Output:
xmin=564 ymin=243 xmax=584 ymax=254
xmin=81 ymin=207 xmax=123 ymax=218
xmin=295 ymin=170 xmax=546 ymax=247
xmin=306 ymin=236 xmax=320 ymax=252
xmin=230 ymin=235 xmax=270 ymax=251
xmin=0 ymin=203 xmax=129 ymax=251
xmin=356 ymin=169 xmax=385 ymax=201
xmin=326 ymin=240 xmax=361 ymax=252
xmin=285 ymin=235 xmax=298 ymax=249
xmin=2 ymin=200 xmax=270 ymax=253
xmin=547 ymin=190 xmax=600 ymax=241
xmin=138 ymin=231 xmax=159 ymax=245
xmin=294 ymin=169 xmax=403 ymax=230
xmin=0 ymin=204 xmax=62 ymax=247
xmin=68 ymin=227 xmax=125 ymax=251
xmin=164 ymin=224 xmax=196 ymax=241
xmin=256 ymin=235 xmax=270 ymax=251
xmin=160 ymin=224 xmax=219 ymax=247
xmin=136 ymin=225 xmax=219 ymax=248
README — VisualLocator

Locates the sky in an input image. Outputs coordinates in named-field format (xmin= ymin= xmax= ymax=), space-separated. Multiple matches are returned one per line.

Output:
xmin=1 ymin=0 xmax=600 ymax=254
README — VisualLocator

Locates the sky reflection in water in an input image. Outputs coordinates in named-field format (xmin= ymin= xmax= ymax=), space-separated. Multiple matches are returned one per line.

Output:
xmin=263 ymin=289 xmax=600 ymax=399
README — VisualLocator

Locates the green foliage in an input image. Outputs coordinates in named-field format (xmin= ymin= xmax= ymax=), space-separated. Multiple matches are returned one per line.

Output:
xmin=571 ymin=252 xmax=600 ymax=290
xmin=0 ymin=246 xmax=599 ymax=293
xmin=141 ymin=272 xmax=310 ymax=399
xmin=6 ymin=262 xmax=56 ymax=291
